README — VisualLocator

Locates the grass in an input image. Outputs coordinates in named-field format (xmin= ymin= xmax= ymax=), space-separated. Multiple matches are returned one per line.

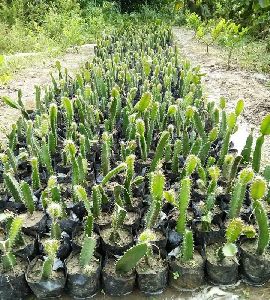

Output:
xmin=236 ymin=39 xmax=270 ymax=74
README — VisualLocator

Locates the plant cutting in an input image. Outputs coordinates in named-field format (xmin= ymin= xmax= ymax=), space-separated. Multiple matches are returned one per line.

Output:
xmin=66 ymin=235 xmax=101 ymax=298
xmin=206 ymin=218 xmax=255 ymax=285
xmin=100 ymin=203 xmax=133 ymax=256
xmin=0 ymin=216 xmax=31 ymax=299
xmin=26 ymin=239 xmax=66 ymax=298
xmin=169 ymin=229 xmax=205 ymax=290
xmin=240 ymin=177 xmax=270 ymax=285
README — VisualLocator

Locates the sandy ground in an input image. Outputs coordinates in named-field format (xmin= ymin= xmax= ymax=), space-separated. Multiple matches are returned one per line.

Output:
xmin=173 ymin=27 xmax=270 ymax=168
xmin=0 ymin=44 xmax=95 ymax=146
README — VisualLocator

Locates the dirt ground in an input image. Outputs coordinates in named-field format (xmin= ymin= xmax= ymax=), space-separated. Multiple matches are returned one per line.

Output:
xmin=0 ymin=44 xmax=95 ymax=146
xmin=173 ymin=27 xmax=270 ymax=168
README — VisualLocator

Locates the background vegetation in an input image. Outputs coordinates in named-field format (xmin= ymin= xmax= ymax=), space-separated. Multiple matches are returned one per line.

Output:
xmin=0 ymin=0 xmax=269 ymax=72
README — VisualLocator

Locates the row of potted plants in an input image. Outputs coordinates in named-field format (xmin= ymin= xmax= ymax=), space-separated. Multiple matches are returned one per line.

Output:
xmin=0 ymin=22 xmax=270 ymax=299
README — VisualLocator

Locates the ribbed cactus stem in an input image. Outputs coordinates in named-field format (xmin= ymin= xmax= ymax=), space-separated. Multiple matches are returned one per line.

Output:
xmin=79 ymin=236 xmax=96 ymax=269
xmin=181 ymin=230 xmax=194 ymax=262
xmin=254 ymin=200 xmax=269 ymax=255
xmin=136 ymin=119 xmax=147 ymax=161
xmin=116 ymin=243 xmax=148 ymax=274
xmin=49 ymin=103 xmax=58 ymax=142
xmin=150 ymin=130 xmax=170 ymax=171
xmin=92 ymin=185 xmax=101 ymax=219
xmin=241 ymin=130 xmax=253 ymax=164
xmin=252 ymin=135 xmax=264 ymax=173
xmin=172 ymin=139 xmax=182 ymax=174
xmin=101 ymin=132 xmax=111 ymax=176
xmin=20 ymin=181 xmax=35 ymax=214
xmin=3 ymin=172 xmax=22 ymax=203
xmin=177 ymin=177 xmax=191 ymax=234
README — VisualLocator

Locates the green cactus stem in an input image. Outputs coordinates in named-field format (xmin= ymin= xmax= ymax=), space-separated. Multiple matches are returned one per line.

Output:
xmin=172 ymin=139 xmax=182 ymax=174
xmin=31 ymin=157 xmax=41 ymax=190
xmin=177 ymin=177 xmax=191 ymax=234
xmin=3 ymin=172 xmax=22 ymax=203
xmin=150 ymin=131 xmax=170 ymax=172
xmin=101 ymin=163 xmax=126 ymax=186
xmin=62 ymin=97 xmax=74 ymax=126
xmin=79 ymin=236 xmax=96 ymax=269
xmin=74 ymin=185 xmax=91 ymax=214
xmin=42 ymin=239 xmax=59 ymax=279
xmin=146 ymin=170 xmax=165 ymax=228
xmin=110 ymin=204 xmax=127 ymax=242
xmin=241 ymin=129 xmax=253 ymax=164
xmin=41 ymin=138 xmax=54 ymax=175
xmin=229 ymin=168 xmax=254 ymax=219
xmin=0 ymin=216 xmax=23 ymax=271
xmin=252 ymin=115 xmax=270 ymax=172
xmin=49 ymin=103 xmax=58 ymax=142
xmin=181 ymin=229 xmax=194 ymax=262
xmin=20 ymin=181 xmax=35 ymax=215
xmin=116 ymin=243 xmax=148 ymax=274
xmin=85 ymin=215 xmax=94 ymax=237
xmin=101 ymin=132 xmax=111 ymax=176
xmin=253 ymin=200 xmax=269 ymax=255
xmin=47 ymin=202 xmax=63 ymax=240
xmin=136 ymin=119 xmax=147 ymax=161
xmin=92 ymin=185 xmax=102 ymax=219
xmin=218 ymin=112 xmax=236 ymax=166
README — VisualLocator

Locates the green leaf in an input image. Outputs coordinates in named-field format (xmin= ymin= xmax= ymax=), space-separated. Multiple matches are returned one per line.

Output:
xmin=260 ymin=115 xmax=270 ymax=135
xmin=116 ymin=243 xmax=147 ymax=274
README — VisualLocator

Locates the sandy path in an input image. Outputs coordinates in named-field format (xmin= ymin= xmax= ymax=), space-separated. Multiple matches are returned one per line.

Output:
xmin=173 ymin=27 xmax=270 ymax=168
xmin=0 ymin=44 xmax=95 ymax=145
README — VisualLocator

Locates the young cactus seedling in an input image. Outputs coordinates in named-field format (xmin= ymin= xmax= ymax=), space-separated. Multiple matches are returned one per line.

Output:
xmin=136 ymin=119 xmax=148 ymax=161
xmin=47 ymin=202 xmax=63 ymax=240
xmin=181 ymin=229 xmax=194 ymax=262
xmin=229 ymin=168 xmax=254 ymax=219
xmin=101 ymin=132 xmax=111 ymax=176
xmin=79 ymin=236 xmax=97 ymax=273
xmin=109 ymin=204 xmax=127 ymax=243
xmin=41 ymin=239 xmax=60 ymax=280
xmin=146 ymin=170 xmax=165 ymax=228
xmin=250 ymin=177 xmax=269 ymax=255
xmin=217 ymin=218 xmax=255 ymax=261
xmin=0 ymin=216 xmax=23 ymax=271
xmin=31 ymin=156 xmax=41 ymax=190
